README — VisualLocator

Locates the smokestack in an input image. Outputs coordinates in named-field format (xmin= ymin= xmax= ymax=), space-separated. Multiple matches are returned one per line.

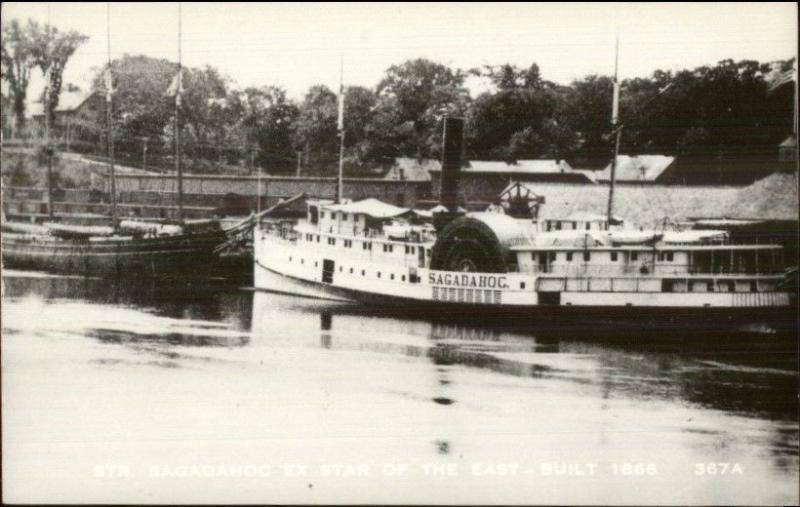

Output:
xmin=433 ymin=117 xmax=465 ymax=232
xmin=439 ymin=117 xmax=464 ymax=211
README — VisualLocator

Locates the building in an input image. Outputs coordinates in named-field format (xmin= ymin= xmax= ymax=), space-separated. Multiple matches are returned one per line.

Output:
xmin=29 ymin=90 xmax=104 ymax=146
xmin=779 ymin=135 xmax=797 ymax=162
xmin=656 ymin=150 xmax=794 ymax=185
xmin=591 ymin=155 xmax=676 ymax=183
xmin=500 ymin=171 xmax=798 ymax=230
xmin=429 ymin=158 xmax=596 ymax=205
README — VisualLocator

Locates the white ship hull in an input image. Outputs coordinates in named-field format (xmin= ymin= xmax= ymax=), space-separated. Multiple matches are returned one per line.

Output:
xmin=254 ymin=232 xmax=793 ymax=330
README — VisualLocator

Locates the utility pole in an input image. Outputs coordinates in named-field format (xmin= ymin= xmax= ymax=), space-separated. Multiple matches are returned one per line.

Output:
xmin=45 ymin=4 xmax=54 ymax=220
xmin=256 ymin=151 xmax=261 ymax=215
xmin=296 ymin=151 xmax=302 ymax=177
xmin=65 ymin=117 xmax=71 ymax=152
xmin=336 ymin=56 xmax=345 ymax=203
xmin=142 ymin=138 xmax=148 ymax=171
xmin=106 ymin=2 xmax=117 ymax=226
xmin=606 ymin=37 xmax=621 ymax=224
xmin=175 ymin=2 xmax=184 ymax=222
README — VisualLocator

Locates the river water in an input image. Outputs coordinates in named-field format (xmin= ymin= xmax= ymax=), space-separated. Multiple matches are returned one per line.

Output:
xmin=2 ymin=270 xmax=798 ymax=505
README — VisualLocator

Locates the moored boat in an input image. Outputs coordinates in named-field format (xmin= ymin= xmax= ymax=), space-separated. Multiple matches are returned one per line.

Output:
xmin=252 ymin=118 xmax=794 ymax=331
xmin=1 ymin=220 xmax=227 ymax=278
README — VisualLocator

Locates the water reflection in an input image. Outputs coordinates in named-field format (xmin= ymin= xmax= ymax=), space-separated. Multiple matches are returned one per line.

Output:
xmin=2 ymin=270 xmax=798 ymax=504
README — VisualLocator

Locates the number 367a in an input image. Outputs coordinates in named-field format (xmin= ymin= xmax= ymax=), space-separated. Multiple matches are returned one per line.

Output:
xmin=694 ymin=463 xmax=743 ymax=475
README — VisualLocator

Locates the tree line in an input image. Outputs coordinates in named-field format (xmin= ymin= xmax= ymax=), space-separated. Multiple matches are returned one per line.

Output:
xmin=2 ymin=19 xmax=795 ymax=177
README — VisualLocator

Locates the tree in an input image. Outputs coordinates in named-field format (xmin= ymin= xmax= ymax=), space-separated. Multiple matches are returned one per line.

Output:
xmin=374 ymin=59 xmax=468 ymax=158
xmin=29 ymin=21 xmax=88 ymax=128
xmin=177 ymin=65 xmax=230 ymax=163
xmin=291 ymin=84 xmax=338 ymax=167
xmin=562 ymin=74 xmax=615 ymax=162
xmin=341 ymin=85 xmax=377 ymax=157
xmin=466 ymin=63 xmax=574 ymax=160
xmin=91 ymin=55 xmax=178 ymax=166
xmin=1 ymin=20 xmax=36 ymax=134
xmin=227 ymin=86 xmax=298 ymax=173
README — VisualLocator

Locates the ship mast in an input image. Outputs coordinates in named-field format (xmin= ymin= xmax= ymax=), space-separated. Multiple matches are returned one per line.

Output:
xmin=175 ymin=2 xmax=184 ymax=222
xmin=106 ymin=2 xmax=117 ymax=226
xmin=336 ymin=57 xmax=345 ymax=203
xmin=606 ymin=37 xmax=621 ymax=224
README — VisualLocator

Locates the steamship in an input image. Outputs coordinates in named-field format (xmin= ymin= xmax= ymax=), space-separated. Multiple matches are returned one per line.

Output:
xmin=253 ymin=119 xmax=793 ymax=329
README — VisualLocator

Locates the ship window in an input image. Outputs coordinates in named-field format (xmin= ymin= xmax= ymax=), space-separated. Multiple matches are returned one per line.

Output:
xmin=566 ymin=252 xmax=573 ymax=261
xmin=520 ymin=282 xmax=526 ymax=289
xmin=585 ymin=223 xmax=590 ymax=230
xmin=584 ymin=252 xmax=591 ymax=262
xmin=409 ymin=246 xmax=415 ymax=254
xmin=556 ymin=222 xmax=562 ymax=230
xmin=301 ymin=259 xmax=304 ymax=264
xmin=350 ymin=268 xmax=354 ymax=274
xmin=377 ymin=272 xmax=381 ymax=278
xmin=339 ymin=266 xmax=343 ymax=272
xmin=390 ymin=274 xmax=395 ymax=280
xmin=611 ymin=252 xmax=618 ymax=261
xmin=631 ymin=252 xmax=638 ymax=261
xmin=314 ymin=261 xmax=318 ymax=267
xmin=572 ymin=221 xmax=577 ymax=230
xmin=289 ymin=256 xmax=292 ymax=262
xmin=750 ymin=281 xmax=757 ymax=292
xmin=402 ymin=275 xmax=406 ymax=282
xmin=361 ymin=270 xmax=365 ymax=276
xmin=666 ymin=252 xmax=674 ymax=262
xmin=707 ymin=281 xmax=714 ymax=292
xmin=320 ymin=212 xmax=325 ymax=219
xmin=658 ymin=252 xmax=664 ymax=261
xmin=328 ymin=237 xmax=335 ymax=246
xmin=343 ymin=213 xmax=348 ymax=221
xmin=316 ymin=235 xmax=320 ymax=242
xmin=549 ymin=252 xmax=556 ymax=262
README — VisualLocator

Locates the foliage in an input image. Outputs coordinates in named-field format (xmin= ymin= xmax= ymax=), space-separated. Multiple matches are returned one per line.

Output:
xmin=28 ymin=20 xmax=88 ymax=127
xmin=5 ymin=18 xmax=794 ymax=178
xmin=1 ymin=20 xmax=36 ymax=133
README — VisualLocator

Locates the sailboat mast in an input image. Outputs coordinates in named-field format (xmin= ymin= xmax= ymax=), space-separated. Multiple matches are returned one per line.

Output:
xmin=106 ymin=3 xmax=117 ymax=225
xmin=336 ymin=57 xmax=345 ymax=203
xmin=606 ymin=37 xmax=621 ymax=223
xmin=175 ymin=2 xmax=184 ymax=222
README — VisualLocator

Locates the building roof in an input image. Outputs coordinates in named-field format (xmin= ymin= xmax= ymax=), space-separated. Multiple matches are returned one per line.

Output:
xmin=28 ymin=90 xmax=95 ymax=117
xmin=593 ymin=155 xmax=675 ymax=182
xmin=724 ymin=171 xmax=799 ymax=221
xmin=429 ymin=159 xmax=575 ymax=175
xmin=779 ymin=135 xmax=797 ymax=148
xmin=502 ymin=172 xmax=798 ymax=228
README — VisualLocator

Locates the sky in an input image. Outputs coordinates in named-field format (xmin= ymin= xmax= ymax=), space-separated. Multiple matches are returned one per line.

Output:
xmin=2 ymin=2 xmax=798 ymax=103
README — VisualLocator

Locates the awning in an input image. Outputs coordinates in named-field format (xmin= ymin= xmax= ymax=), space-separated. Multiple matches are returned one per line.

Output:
xmin=322 ymin=198 xmax=411 ymax=219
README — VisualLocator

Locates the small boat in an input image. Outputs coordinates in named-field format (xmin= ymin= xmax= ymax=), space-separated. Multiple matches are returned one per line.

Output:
xmin=1 ymin=5 xmax=251 ymax=281
xmin=1 ymin=219 xmax=227 ymax=278
xmin=1 ymin=194 xmax=305 ymax=279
